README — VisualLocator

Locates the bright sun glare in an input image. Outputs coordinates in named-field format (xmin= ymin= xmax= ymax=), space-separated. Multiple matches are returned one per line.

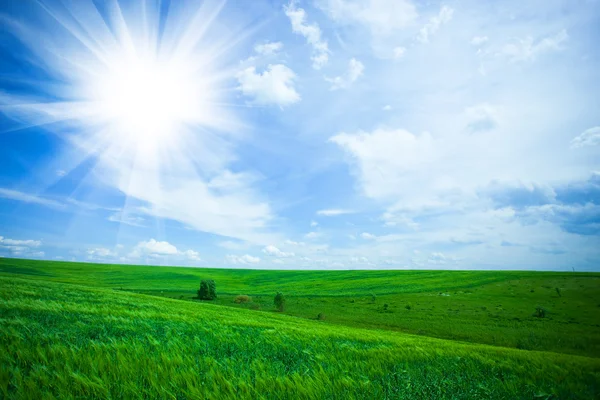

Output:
xmin=93 ymin=56 xmax=202 ymax=145
xmin=0 ymin=1 xmax=240 ymax=167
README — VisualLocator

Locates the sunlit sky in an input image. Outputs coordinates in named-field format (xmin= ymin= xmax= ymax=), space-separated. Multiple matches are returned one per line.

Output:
xmin=0 ymin=0 xmax=599 ymax=270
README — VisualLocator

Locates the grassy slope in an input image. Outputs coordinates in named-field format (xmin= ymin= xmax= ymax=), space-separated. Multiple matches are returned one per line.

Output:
xmin=2 ymin=258 xmax=599 ymax=358
xmin=1 ymin=276 xmax=599 ymax=399
xmin=0 ymin=258 xmax=586 ymax=294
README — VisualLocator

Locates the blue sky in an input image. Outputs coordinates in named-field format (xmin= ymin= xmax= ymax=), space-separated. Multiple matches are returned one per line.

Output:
xmin=0 ymin=0 xmax=599 ymax=270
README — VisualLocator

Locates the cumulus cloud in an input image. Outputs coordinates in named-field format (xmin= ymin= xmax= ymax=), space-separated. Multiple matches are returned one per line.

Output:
xmin=87 ymin=247 xmax=117 ymax=260
xmin=484 ymin=181 xmax=556 ymax=209
xmin=284 ymin=239 xmax=306 ymax=246
xmin=501 ymin=30 xmax=568 ymax=63
xmin=317 ymin=208 xmax=355 ymax=216
xmin=330 ymin=128 xmax=435 ymax=200
xmin=254 ymin=41 xmax=283 ymax=56
xmin=225 ymin=254 xmax=260 ymax=265
xmin=471 ymin=36 xmax=488 ymax=46
xmin=0 ymin=237 xmax=42 ymax=247
xmin=483 ymin=174 xmax=600 ymax=236
xmin=427 ymin=252 xmax=460 ymax=265
xmin=465 ymin=103 xmax=499 ymax=133
xmin=305 ymin=231 xmax=322 ymax=240
xmin=393 ymin=46 xmax=406 ymax=59
xmin=417 ymin=6 xmax=454 ymax=44
xmin=326 ymin=58 xmax=364 ymax=90
xmin=570 ymin=127 xmax=600 ymax=149
xmin=182 ymin=249 xmax=202 ymax=261
xmin=0 ymin=235 xmax=43 ymax=257
xmin=236 ymin=64 xmax=300 ymax=106
xmin=284 ymin=1 xmax=329 ymax=69
xmin=360 ymin=232 xmax=377 ymax=239
xmin=262 ymin=245 xmax=295 ymax=258
xmin=130 ymin=239 xmax=178 ymax=258
xmin=318 ymin=0 xmax=417 ymax=37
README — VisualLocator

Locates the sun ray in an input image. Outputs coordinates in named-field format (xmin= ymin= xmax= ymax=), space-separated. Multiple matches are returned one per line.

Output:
xmin=0 ymin=0 xmax=279 ymax=244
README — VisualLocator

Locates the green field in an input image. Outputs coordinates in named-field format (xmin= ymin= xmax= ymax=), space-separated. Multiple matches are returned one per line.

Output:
xmin=1 ymin=258 xmax=600 ymax=398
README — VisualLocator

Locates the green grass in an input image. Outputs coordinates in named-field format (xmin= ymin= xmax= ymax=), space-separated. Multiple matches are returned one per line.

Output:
xmin=1 ymin=258 xmax=600 ymax=398
xmin=2 ymin=276 xmax=599 ymax=399
xmin=2 ymin=258 xmax=599 ymax=358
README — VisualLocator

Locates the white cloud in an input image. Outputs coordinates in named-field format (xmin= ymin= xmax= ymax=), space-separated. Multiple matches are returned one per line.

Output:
xmin=427 ymin=252 xmax=460 ymax=265
xmin=383 ymin=105 xmax=392 ymax=111
xmin=327 ymin=58 xmax=364 ymax=90
xmin=254 ymin=41 xmax=283 ymax=56
xmin=236 ymin=64 xmax=300 ymax=106
xmin=318 ymin=0 xmax=417 ymax=37
xmin=0 ymin=235 xmax=43 ymax=257
xmin=393 ymin=46 xmax=406 ymax=59
xmin=284 ymin=1 xmax=329 ymax=69
xmin=310 ymin=220 xmax=318 ymax=227
xmin=0 ymin=188 xmax=65 ymax=209
xmin=225 ymin=254 xmax=260 ymax=264
xmin=284 ymin=239 xmax=306 ymax=246
xmin=125 ymin=240 xmax=201 ymax=263
xmin=465 ymin=103 xmax=499 ymax=133
xmin=570 ymin=127 xmax=600 ymax=149
xmin=0 ymin=237 xmax=42 ymax=247
xmin=305 ymin=231 xmax=322 ymax=239
xmin=317 ymin=208 xmax=355 ymax=216
xmin=130 ymin=239 xmax=178 ymax=258
xmin=471 ymin=36 xmax=488 ymax=46
xmin=126 ymin=169 xmax=276 ymax=245
xmin=107 ymin=212 xmax=145 ymax=227
xmin=417 ymin=6 xmax=454 ymax=44
xmin=330 ymin=128 xmax=436 ymax=200
xmin=501 ymin=30 xmax=568 ymax=63
xmin=182 ymin=249 xmax=202 ymax=261
xmin=262 ymin=245 xmax=295 ymax=258
xmin=360 ymin=232 xmax=377 ymax=239
xmin=382 ymin=212 xmax=420 ymax=229
xmin=87 ymin=247 xmax=116 ymax=260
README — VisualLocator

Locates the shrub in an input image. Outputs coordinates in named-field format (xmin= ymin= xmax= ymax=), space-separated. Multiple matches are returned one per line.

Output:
xmin=405 ymin=304 xmax=412 ymax=310
xmin=317 ymin=313 xmax=325 ymax=320
xmin=534 ymin=306 xmax=546 ymax=318
xmin=198 ymin=279 xmax=217 ymax=300
xmin=234 ymin=295 xmax=252 ymax=304
xmin=383 ymin=304 xmax=389 ymax=311
xmin=274 ymin=292 xmax=286 ymax=312
xmin=249 ymin=303 xmax=261 ymax=310
xmin=371 ymin=294 xmax=377 ymax=303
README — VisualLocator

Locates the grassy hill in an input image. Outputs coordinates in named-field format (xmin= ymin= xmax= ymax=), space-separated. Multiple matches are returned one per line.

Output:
xmin=2 ymin=276 xmax=599 ymax=399
xmin=1 ymin=258 xmax=599 ymax=358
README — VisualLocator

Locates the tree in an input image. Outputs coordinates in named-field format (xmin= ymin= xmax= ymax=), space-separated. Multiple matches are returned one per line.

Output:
xmin=274 ymin=292 xmax=285 ymax=312
xmin=198 ymin=279 xmax=217 ymax=300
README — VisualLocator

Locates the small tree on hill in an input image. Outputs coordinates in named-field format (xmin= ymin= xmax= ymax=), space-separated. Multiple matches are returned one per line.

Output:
xmin=274 ymin=292 xmax=285 ymax=312
xmin=198 ymin=279 xmax=217 ymax=300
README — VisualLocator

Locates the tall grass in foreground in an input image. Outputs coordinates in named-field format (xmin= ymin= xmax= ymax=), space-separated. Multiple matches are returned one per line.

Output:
xmin=1 ymin=277 xmax=599 ymax=399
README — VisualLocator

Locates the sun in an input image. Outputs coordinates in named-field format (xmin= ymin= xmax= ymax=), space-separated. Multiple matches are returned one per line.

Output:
xmin=87 ymin=53 xmax=208 ymax=152
xmin=0 ymin=0 xmax=242 ymax=174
